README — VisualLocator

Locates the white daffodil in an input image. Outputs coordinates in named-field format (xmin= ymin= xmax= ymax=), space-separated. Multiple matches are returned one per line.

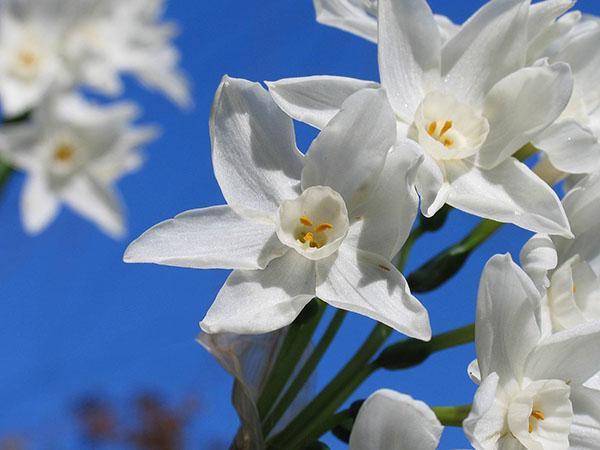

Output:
xmin=124 ymin=76 xmax=431 ymax=340
xmin=64 ymin=0 xmax=191 ymax=107
xmin=464 ymin=254 xmax=600 ymax=450
xmin=520 ymin=172 xmax=600 ymax=334
xmin=269 ymin=0 xmax=574 ymax=237
xmin=313 ymin=0 xmax=458 ymax=44
xmin=0 ymin=92 xmax=157 ymax=237
xmin=529 ymin=12 xmax=600 ymax=183
xmin=348 ymin=389 xmax=443 ymax=450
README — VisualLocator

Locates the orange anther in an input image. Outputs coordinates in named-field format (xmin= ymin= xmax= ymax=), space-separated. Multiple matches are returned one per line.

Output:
xmin=315 ymin=223 xmax=333 ymax=233
xmin=299 ymin=216 xmax=313 ymax=227
xmin=440 ymin=120 xmax=453 ymax=136
xmin=427 ymin=122 xmax=437 ymax=136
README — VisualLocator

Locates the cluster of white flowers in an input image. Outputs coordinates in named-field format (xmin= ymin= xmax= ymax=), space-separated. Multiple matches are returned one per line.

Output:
xmin=0 ymin=0 xmax=189 ymax=237
xmin=122 ymin=0 xmax=600 ymax=448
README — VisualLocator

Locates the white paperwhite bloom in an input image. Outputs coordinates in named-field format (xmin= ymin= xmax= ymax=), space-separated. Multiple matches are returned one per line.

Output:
xmin=0 ymin=0 xmax=189 ymax=116
xmin=530 ymin=11 xmax=600 ymax=181
xmin=349 ymin=389 xmax=443 ymax=450
xmin=0 ymin=92 xmax=157 ymax=237
xmin=270 ymin=0 xmax=573 ymax=237
xmin=521 ymin=172 xmax=600 ymax=334
xmin=64 ymin=0 xmax=191 ymax=107
xmin=464 ymin=254 xmax=600 ymax=450
xmin=125 ymin=76 xmax=431 ymax=340
xmin=313 ymin=0 xmax=458 ymax=43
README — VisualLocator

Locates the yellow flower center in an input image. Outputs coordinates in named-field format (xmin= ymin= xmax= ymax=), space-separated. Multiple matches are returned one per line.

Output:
xmin=18 ymin=49 xmax=38 ymax=67
xmin=53 ymin=143 xmax=76 ymax=163
xmin=297 ymin=215 xmax=334 ymax=249
xmin=427 ymin=120 xmax=454 ymax=148
xmin=529 ymin=409 xmax=545 ymax=433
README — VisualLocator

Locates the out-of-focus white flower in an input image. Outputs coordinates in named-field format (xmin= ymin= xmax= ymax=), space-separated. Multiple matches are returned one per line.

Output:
xmin=530 ymin=12 xmax=600 ymax=182
xmin=125 ymin=76 xmax=431 ymax=340
xmin=0 ymin=92 xmax=157 ymax=237
xmin=465 ymin=254 xmax=600 ymax=450
xmin=313 ymin=0 xmax=458 ymax=44
xmin=0 ymin=0 xmax=190 ymax=117
xmin=64 ymin=0 xmax=191 ymax=108
xmin=521 ymin=172 xmax=600 ymax=334
xmin=349 ymin=389 xmax=443 ymax=450
xmin=270 ymin=0 xmax=573 ymax=237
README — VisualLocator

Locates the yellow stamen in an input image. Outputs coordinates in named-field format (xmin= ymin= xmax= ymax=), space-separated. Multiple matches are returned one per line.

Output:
xmin=427 ymin=122 xmax=437 ymax=136
xmin=19 ymin=50 xmax=37 ymax=67
xmin=54 ymin=143 xmax=75 ymax=162
xmin=573 ymin=285 xmax=577 ymax=294
xmin=440 ymin=120 xmax=453 ymax=136
xmin=529 ymin=422 xmax=533 ymax=433
xmin=315 ymin=223 xmax=333 ymax=233
xmin=299 ymin=216 xmax=313 ymax=227
xmin=302 ymin=232 xmax=314 ymax=243
xmin=443 ymin=138 xmax=454 ymax=148
xmin=531 ymin=410 xmax=545 ymax=421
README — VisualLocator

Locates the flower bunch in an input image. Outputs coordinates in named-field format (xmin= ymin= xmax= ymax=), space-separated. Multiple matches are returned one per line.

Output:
xmin=0 ymin=0 xmax=189 ymax=237
xmin=125 ymin=0 xmax=600 ymax=448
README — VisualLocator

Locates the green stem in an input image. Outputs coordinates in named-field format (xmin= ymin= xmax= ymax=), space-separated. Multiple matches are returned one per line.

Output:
xmin=262 ymin=309 xmax=347 ymax=435
xmin=514 ymin=142 xmax=538 ymax=162
xmin=257 ymin=299 xmax=326 ymax=419
xmin=397 ymin=226 xmax=424 ymax=271
xmin=266 ymin=324 xmax=390 ymax=450
xmin=0 ymin=160 xmax=13 ymax=195
xmin=432 ymin=404 xmax=472 ymax=427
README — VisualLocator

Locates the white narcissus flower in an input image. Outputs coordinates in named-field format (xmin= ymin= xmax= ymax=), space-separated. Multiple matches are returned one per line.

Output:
xmin=124 ymin=76 xmax=431 ymax=340
xmin=349 ymin=389 xmax=443 ymax=450
xmin=464 ymin=254 xmax=600 ymax=450
xmin=270 ymin=0 xmax=574 ymax=237
xmin=520 ymin=172 xmax=600 ymax=334
xmin=313 ymin=0 xmax=459 ymax=44
xmin=530 ymin=12 xmax=600 ymax=182
xmin=0 ymin=93 xmax=157 ymax=237
xmin=64 ymin=0 xmax=191 ymax=108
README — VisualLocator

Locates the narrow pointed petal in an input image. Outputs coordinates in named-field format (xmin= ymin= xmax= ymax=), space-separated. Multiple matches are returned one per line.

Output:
xmin=533 ymin=120 xmax=600 ymax=174
xmin=527 ymin=0 xmax=575 ymax=42
xmin=62 ymin=175 xmax=125 ymax=238
xmin=519 ymin=233 xmax=558 ymax=294
xmin=211 ymin=76 xmax=303 ymax=215
xmin=201 ymin=251 xmax=315 ymax=335
xmin=20 ymin=175 xmax=60 ymax=235
xmin=378 ymin=0 xmax=441 ymax=121
xmin=442 ymin=0 xmax=529 ymax=106
xmin=479 ymin=63 xmax=573 ymax=169
xmin=468 ymin=359 xmax=482 ymax=384
xmin=476 ymin=254 xmax=541 ymax=383
xmin=266 ymin=76 xmax=379 ymax=130
xmin=415 ymin=152 xmax=450 ymax=217
xmin=524 ymin=321 xmax=600 ymax=385
xmin=313 ymin=0 xmax=377 ymax=43
xmin=124 ymin=206 xmax=286 ymax=270
xmin=316 ymin=244 xmax=431 ymax=340
xmin=444 ymin=158 xmax=572 ymax=237
xmin=562 ymin=172 xmax=600 ymax=237
xmin=346 ymin=143 xmax=420 ymax=260
xmin=302 ymin=88 xmax=396 ymax=207
xmin=569 ymin=386 xmax=600 ymax=450
xmin=464 ymin=373 xmax=505 ymax=449
xmin=349 ymin=390 xmax=442 ymax=450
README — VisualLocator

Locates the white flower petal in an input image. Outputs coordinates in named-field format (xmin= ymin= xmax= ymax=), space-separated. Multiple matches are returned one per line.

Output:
xmin=266 ymin=76 xmax=379 ymax=130
xmin=478 ymin=63 xmax=573 ymax=169
xmin=316 ymin=244 xmax=431 ymax=340
xmin=520 ymin=233 xmax=558 ymax=295
xmin=349 ymin=389 xmax=442 ymax=450
xmin=524 ymin=321 xmax=600 ymax=385
xmin=313 ymin=0 xmax=378 ymax=43
xmin=124 ymin=206 xmax=286 ymax=270
xmin=468 ymin=359 xmax=482 ymax=385
xmin=201 ymin=250 xmax=316 ymax=335
xmin=61 ymin=175 xmax=125 ymax=238
xmin=378 ymin=0 xmax=441 ymax=122
xmin=527 ymin=0 xmax=575 ymax=42
xmin=533 ymin=120 xmax=600 ymax=175
xmin=444 ymin=158 xmax=572 ymax=237
xmin=569 ymin=386 xmax=600 ymax=450
xmin=464 ymin=372 xmax=506 ymax=449
xmin=476 ymin=254 xmax=542 ymax=384
xmin=415 ymin=152 xmax=450 ymax=217
xmin=561 ymin=172 xmax=600 ymax=237
xmin=20 ymin=174 xmax=60 ymax=235
xmin=211 ymin=76 xmax=303 ymax=215
xmin=346 ymin=143 xmax=420 ymax=260
xmin=442 ymin=0 xmax=529 ymax=107
xmin=302 ymin=88 xmax=396 ymax=208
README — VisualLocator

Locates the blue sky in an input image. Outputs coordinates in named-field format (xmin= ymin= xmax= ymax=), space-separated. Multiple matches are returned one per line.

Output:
xmin=2 ymin=0 xmax=599 ymax=448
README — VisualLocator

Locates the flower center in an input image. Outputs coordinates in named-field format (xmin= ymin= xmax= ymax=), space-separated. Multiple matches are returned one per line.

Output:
xmin=427 ymin=120 xmax=455 ymax=148
xmin=277 ymin=186 xmax=349 ymax=261
xmin=528 ymin=409 xmax=545 ymax=433
xmin=296 ymin=215 xmax=334 ymax=249
xmin=53 ymin=143 xmax=76 ymax=163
